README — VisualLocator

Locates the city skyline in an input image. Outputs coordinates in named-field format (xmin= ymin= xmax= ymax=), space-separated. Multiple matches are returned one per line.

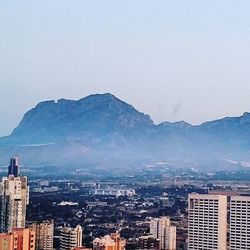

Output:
xmin=1 ymin=1 xmax=250 ymax=247
xmin=0 ymin=1 xmax=250 ymax=136
xmin=0 ymin=155 xmax=250 ymax=249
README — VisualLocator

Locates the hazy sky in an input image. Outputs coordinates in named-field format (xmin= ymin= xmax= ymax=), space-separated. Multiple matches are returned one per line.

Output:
xmin=0 ymin=1 xmax=249 ymax=136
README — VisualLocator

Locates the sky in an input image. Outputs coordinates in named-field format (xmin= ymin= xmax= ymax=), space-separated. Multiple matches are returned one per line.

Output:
xmin=0 ymin=1 xmax=249 ymax=136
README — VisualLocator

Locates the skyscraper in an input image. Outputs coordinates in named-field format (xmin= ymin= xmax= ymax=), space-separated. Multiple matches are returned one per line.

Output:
xmin=188 ymin=193 xmax=227 ymax=250
xmin=60 ymin=225 xmax=82 ymax=250
xmin=149 ymin=217 xmax=176 ymax=250
xmin=8 ymin=157 xmax=19 ymax=177
xmin=0 ymin=175 xmax=29 ymax=233
xmin=230 ymin=196 xmax=250 ymax=250
xmin=30 ymin=220 xmax=54 ymax=250
xmin=0 ymin=157 xmax=29 ymax=233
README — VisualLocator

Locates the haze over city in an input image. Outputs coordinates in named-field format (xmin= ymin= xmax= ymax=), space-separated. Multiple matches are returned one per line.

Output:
xmin=1 ymin=2 xmax=250 ymax=250
xmin=1 ymin=0 xmax=250 ymax=136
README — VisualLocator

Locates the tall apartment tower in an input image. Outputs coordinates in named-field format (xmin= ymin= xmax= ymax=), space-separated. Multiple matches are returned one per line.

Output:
xmin=60 ymin=225 xmax=82 ymax=250
xmin=188 ymin=193 xmax=227 ymax=250
xmin=30 ymin=220 xmax=54 ymax=250
xmin=0 ymin=174 xmax=29 ymax=233
xmin=230 ymin=196 xmax=250 ymax=250
xmin=8 ymin=157 xmax=19 ymax=177
xmin=150 ymin=217 xmax=176 ymax=250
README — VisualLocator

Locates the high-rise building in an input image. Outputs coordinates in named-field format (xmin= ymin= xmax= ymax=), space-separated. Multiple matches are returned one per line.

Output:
xmin=0 ymin=232 xmax=13 ymax=250
xmin=60 ymin=225 xmax=82 ymax=250
xmin=0 ymin=174 xmax=29 ymax=233
xmin=0 ymin=227 xmax=36 ymax=250
xmin=188 ymin=193 xmax=227 ymax=250
xmin=8 ymin=157 xmax=19 ymax=177
xmin=230 ymin=195 xmax=250 ymax=250
xmin=149 ymin=217 xmax=176 ymax=250
xmin=0 ymin=157 xmax=29 ymax=233
xmin=30 ymin=220 xmax=54 ymax=250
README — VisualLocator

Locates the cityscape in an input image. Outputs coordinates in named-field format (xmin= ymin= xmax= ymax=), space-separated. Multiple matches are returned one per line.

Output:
xmin=1 ymin=1 xmax=249 ymax=250
xmin=0 ymin=156 xmax=250 ymax=249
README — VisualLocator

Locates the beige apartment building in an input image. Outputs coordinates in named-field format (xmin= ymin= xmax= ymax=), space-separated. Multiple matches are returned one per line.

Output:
xmin=0 ymin=175 xmax=29 ymax=233
xmin=230 ymin=195 xmax=250 ymax=250
xmin=150 ymin=216 xmax=176 ymax=250
xmin=30 ymin=220 xmax=54 ymax=250
xmin=188 ymin=193 xmax=227 ymax=250
xmin=60 ymin=225 xmax=82 ymax=250
xmin=93 ymin=233 xmax=126 ymax=250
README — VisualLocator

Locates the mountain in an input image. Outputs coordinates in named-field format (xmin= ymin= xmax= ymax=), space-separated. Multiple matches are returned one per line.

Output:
xmin=1 ymin=93 xmax=250 ymax=170
xmin=9 ymin=93 xmax=153 ymax=143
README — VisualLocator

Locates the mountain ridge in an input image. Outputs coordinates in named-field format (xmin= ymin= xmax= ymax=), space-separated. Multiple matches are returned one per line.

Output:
xmin=1 ymin=93 xmax=250 ymax=169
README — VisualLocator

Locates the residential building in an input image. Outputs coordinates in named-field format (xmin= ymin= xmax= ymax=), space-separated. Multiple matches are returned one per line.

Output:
xmin=150 ymin=217 xmax=176 ymax=250
xmin=60 ymin=225 xmax=82 ymax=250
xmin=93 ymin=235 xmax=115 ymax=250
xmin=93 ymin=233 xmax=125 ymax=250
xmin=230 ymin=195 xmax=250 ymax=250
xmin=30 ymin=220 xmax=54 ymax=250
xmin=138 ymin=235 xmax=160 ymax=250
xmin=188 ymin=193 xmax=227 ymax=250
xmin=110 ymin=233 xmax=126 ymax=250
xmin=0 ymin=232 xmax=13 ymax=250
xmin=0 ymin=174 xmax=29 ymax=232
xmin=0 ymin=227 xmax=36 ymax=250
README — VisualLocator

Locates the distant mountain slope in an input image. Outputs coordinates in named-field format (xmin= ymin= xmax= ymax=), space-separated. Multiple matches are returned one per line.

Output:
xmin=0 ymin=93 xmax=250 ymax=169
xmin=8 ymin=93 xmax=154 ymax=144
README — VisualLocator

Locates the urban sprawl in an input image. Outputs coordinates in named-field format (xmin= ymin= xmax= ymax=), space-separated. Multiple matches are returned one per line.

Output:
xmin=0 ymin=157 xmax=250 ymax=249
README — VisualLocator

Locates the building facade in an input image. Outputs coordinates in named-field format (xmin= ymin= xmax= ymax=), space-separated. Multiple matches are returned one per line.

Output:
xmin=230 ymin=195 xmax=250 ymax=250
xmin=60 ymin=225 xmax=82 ymax=250
xmin=0 ymin=175 xmax=29 ymax=233
xmin=138 ymin=235 xmax=160 ymax=250
xmin=150 ymin=217 xmax=176 ymax=250
xmin=93 ymin=233 xmax=125 ymax=250
xmin=0 ymin=228 xmax=36 ymax=250
xmin=30 ymin=220 xmax=54 ymax=250
xmin=188 ymin=193 xmax=227 ymax=250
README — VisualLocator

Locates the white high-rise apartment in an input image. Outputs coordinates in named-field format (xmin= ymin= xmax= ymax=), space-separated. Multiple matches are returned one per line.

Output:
xmin=60 ymin=225 xmax=82 ymax=250
xmin=188 ymin=193 xmax=227 ymax=250
xmin=0 ymin=175 xmax=29 ymax=232
xmin=150 ymin=216 xmax=176 ymax=250
xmin=230 ymin=196 xmax=250 ymax=250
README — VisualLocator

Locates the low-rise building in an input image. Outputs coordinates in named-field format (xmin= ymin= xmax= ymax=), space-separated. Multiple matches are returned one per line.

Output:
xmin=139 ymin=235 xmax=160 ymax=250
xmin=93 ymin=233 xmax=126 ymax=250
